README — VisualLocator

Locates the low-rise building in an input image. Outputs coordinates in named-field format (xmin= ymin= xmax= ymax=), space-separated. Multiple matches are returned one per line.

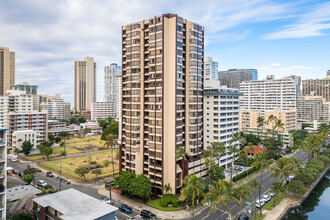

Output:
xmin=0 ymin=127 xmax=8 ymax=219
xmin=243 ymin=145 xmax=266 ymax=156
xmin=91 ymin=102 xmax=115 ymax=121
xmin=48 ymin=120 xmax=67 ymax=129
xmin=12 ymin=130 xmax=38 ymax=150
xmin=32 ymin=188 xmax=117 ymax=220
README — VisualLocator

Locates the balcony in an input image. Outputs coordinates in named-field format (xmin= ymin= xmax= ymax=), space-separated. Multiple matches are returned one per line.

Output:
xmin=0 ymin=139 xmax=5 ymax=146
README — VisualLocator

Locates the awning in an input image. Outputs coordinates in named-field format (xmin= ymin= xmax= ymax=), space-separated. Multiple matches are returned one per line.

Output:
xmin=176 ymin=164 xmax=182 ymax=173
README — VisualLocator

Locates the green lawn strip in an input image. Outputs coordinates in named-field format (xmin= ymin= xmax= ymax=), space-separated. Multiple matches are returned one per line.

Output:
xmin=146 ymin=199 xmax=184 ymax=211
xmin=21 ymin=147 xmax=82 ymax=161
xmin=251 ymin=213 xmax=265 ymax=220
xmin=263 ymin=192 xmax=285 ymax=211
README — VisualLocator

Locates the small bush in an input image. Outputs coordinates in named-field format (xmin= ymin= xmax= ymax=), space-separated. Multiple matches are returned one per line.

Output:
xmin=103 ymin=160 xmax=110 ymax=167
xmin=233 ymin=167 xmax=259 ymax=182
xmin=160 ymin=194 xmax=179 ymax=207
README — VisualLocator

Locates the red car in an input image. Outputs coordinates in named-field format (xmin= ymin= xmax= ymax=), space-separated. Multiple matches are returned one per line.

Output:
xmin=12 ymin=169 xmax=19 ymax=174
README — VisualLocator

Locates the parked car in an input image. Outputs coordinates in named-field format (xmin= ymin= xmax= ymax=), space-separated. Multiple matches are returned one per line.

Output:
xmin=269 ymin=192 xmax=277 ymax=197
xmin=34 ymin=168 xmax=42 ymax=172
xmin=255 ymin=199 xmax=266 ymax=208
xmin=106 ymin=199 xmax=114 ymax=205
xmin=46 ymin=172 xmax=54 ymax=178
xmin=119 ymin=204 xmax=132 ymax=214
xmin=64 ymin=179 xmax=71 ymax=184
xmin=140 ymin=210 xmax=156 ymax=219
xmin=10 ymin=157 xmax=18 ymax=162
xmin=37 ymin=180 xmax=48 ymax=187
xmin=18 ymin=171 xmax=24 ymax=177
xmin=101 ymin=196 xmax=109 ymax=201
xmin=288 ymin=175 xmax=295 ymax=182
xmin=12 ymin=169 xmax=19 ymax=174
xmin=262 ymin=195 xmax=272 ymax=202
xmin=27 ymin=164 xmax=35 ymax=169
xmin=238 ymin=214 xmax=251 ymax=220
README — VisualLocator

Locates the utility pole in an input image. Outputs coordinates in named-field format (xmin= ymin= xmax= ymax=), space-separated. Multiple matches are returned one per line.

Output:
xmin=59 ymin=162 xmax=62 ymax=191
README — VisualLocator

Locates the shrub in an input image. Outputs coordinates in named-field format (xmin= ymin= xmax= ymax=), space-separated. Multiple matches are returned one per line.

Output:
xmin=160 ymin=194 xmax=179 ymax=207
xmin=233 ymin=167 xmax=259 ymax=182
xmin=103 ymin=160 xmax=110 ymax=167
xmin=288 ymin=180 xmax=307 ymax=196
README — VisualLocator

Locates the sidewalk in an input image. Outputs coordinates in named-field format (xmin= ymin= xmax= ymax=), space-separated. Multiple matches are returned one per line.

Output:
xmin=263 ymin=196 xmax=296 ymax=220
xmin=98 ymin=185 xmax=192 ymax=219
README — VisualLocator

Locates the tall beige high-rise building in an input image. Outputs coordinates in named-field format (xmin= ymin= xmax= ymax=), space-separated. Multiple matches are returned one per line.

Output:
xmin=74 ymin=57 xmax=96 ymax=112
xmin=302 ymin=71 xmax=330 ymax=102
xmin=121 ymin=14 xmax=204 ymax=194
xmin=0 ymin=46 xmax=15 ymax=95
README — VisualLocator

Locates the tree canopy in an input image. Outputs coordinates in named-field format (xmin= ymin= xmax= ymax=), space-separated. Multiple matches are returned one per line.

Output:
xmin=22 ymin=141 xmax=32 ymax=156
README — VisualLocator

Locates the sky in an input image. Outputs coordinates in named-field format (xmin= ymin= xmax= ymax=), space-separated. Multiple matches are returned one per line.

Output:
xmin=1 ymin=0 xmax=330 ymax=105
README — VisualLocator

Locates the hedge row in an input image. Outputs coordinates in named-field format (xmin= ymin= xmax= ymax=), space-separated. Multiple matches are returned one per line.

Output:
xmin=233 ymin=167 xmax=259 ymax=182
xmin=160 ymin=194 xmax=179 ymax=207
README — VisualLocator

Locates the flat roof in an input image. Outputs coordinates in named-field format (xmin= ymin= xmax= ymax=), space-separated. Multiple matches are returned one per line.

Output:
xmin=33 ymin=188 xmax=117 ymax=220
xmin=7 ymin=185 xmax=41 ymax=201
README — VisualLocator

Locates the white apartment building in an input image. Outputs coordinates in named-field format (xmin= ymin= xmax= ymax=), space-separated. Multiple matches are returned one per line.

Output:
xmin=0 ymin=90 xmax=33 ymax=128
xmin=239 ymin=75 xmax=298 ymax=114
xmin=204 ymin=57 xmax=219 ymax=81
xmin=8 ymin=111 xmax=47 ymax=147
xmin=297 ymin=96 xmax=330 ymax=123
xmin=12 ymin=130 xmax=38 ymax=150
xmin=91 ymin=102 xmax=115 ymax=121
xmin=204 ymin=79 xmax=242 ymax=168
xmin=40 ymin=98 xmax=71 ymax=120
xmin=0 ymin=127 xmax=8 ymax=219
xmin=104 ymin=63 xmax=121 ymax=118
xmin=115 ymin=74 xmax=122 ymax=120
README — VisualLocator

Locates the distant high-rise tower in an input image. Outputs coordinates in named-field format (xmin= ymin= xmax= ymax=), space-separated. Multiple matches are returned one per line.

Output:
xmin=104 ymin=63 xmax=121 ymax=118
xmin=219 ymin=68 xmax=257 ymax=88
xmin=204 ymin=57 xmax=218 ymax=81
xmin=74 ymin=57 xmax=96 ymax=112
xmin=0 ymin=46 xmax=15 ymax=95
xmin=121 ymin=14 xmax=205 ymax=194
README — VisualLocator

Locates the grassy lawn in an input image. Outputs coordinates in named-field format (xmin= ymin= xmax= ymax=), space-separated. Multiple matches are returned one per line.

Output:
xmin=146 ymin=199 xmax=184 ymax=211
xmin=252 ymin=213 xmax=265 ymax=220
xmin=37 ymin=150 xmax=119 ymax=182
xmin=21 ymin=135 xmax=106 ymax=161
xmin=263 ymin=192 xmax=285 ymax=211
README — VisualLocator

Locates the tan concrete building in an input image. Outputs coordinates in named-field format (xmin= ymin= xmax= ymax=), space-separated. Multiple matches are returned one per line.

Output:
xmin=297 ymin=96 xmax=330 ymax=122
xmin=74 ymin=57 xmax=96 ymax=112
xmin=121 ymin=14 xmax=204 ymax=194
xmin=240 ymin=108 xmax=297 ymax=133
xmin=0 ymin=46 xmax=15 ymax=95
xmin=302 ymin=71 xmax=330 ymax=101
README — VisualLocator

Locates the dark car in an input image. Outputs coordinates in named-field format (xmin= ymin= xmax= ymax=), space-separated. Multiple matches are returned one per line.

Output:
xmin=18 ymin=171 xmax=24 ymax=177
xmin=140 ymin=210 xmax=156 ymax=219
xmin=34 ymin=168 xmax=42 ymax=172
xmin=119 ymin=204 xmax=132 ymax=214
xmin=238 ymin=214 xmax=251 ymax=220
xmin=46 ymin=172 xmax=54 ymax=178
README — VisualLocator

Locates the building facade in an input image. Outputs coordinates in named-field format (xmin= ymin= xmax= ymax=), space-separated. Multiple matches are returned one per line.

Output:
xmin=91 ymin=102 xmax=115 ymax=121
xmin=8 ymin=111 xmax=48 ymax=147
xmin=204 ymin=79 xmax=242 ymax=168
xmin=121 ymin=14 xmax=204 ymax=194
xmin=105 ymin=63 xmax=121 ymax=118
xmin=297 ymin=96 xmax=330 ymax=123
xmin=12 ymin=130 xmax=38 ymax=150
xmin=74 ymin=57 xmax=96 ymax=112
xmin=239 ymin=75 xmax=298 ymax=114
xmin=40 ymin=98 xmax=71 ymax=120
xmin=116 ymin=75 xmax=122 ymax=120
xmin=11 ymin=82 xmax=38 ymax=95
xmin=0 ymin=46 xmax=15 ymax=96
xmin=0 ymin=128 xmax=8 ymax=219
xmin=239 ymin=110 xmax=262 ymax=131
xmin=218 ymin=68 xmax=257 ymax=89
xmin=204 ymin=57 xmax=218 ymax=81
xmin=302 ymin=71 xmax=330 ymax=102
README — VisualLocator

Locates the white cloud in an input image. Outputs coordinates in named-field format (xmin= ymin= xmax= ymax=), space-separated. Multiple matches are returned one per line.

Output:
xmin=264 ymin=1 xmax=330 ymax=39
xmin=0 ymin=0 xmax=294 ymax=105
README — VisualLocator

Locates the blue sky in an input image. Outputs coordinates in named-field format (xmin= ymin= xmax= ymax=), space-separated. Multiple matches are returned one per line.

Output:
xmin=0 ymin=0 xmax=330 ymax=105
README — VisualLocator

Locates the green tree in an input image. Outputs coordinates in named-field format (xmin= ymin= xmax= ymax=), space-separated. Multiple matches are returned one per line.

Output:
xmin=181 ymin=174 xmax=204 ymax=217
xmin=267 ymin=115 xmax=277 ymax=138
xmin=209 ymin=166 xmax=225 ymax=182
xmin=55 ymin=136 xmax=61 ymax=143
xmin=293 ymin=139 xmax=303 ymax=161
xmin=101 ymin=121 xmax=119 ymax=140
xmin=74 ymin=166 xmax=90 ymax=182
xmin=235 ymin=184 xmax=252 ymax=204
xmin=248 ymin=179 xmax=263 ymax=220
xmin=228 ymin=145 xmax=240 ymax=182
xmin=270 ymin=181 xmax=285 ymax=207
xmin=288 ymin=180 xmax=307 ymax=197
xmin=103 ymin=159 xmax=110 ymax=167
xmin=43 ymin=147 xmax=53 ymax=161
xmin=271 ymin=158 xmax=295 ymax=186
xmin=257 ymin=116 xmax=266 ymax=138
xmin=24 ymin=168 xmax=37 ymax=175
xmin=209 ymin=142 xmax=226 ymax=164
xmin=274 ymin=119 xmax=285 ymax=139
xmin=104 ymin=134 xmax=118 ymax=178
xmin=128 ymin=174 xmax=152 ymax=200
xmin=204 ymin=180 xmax=240 ymax=219
xmin=22 ymin=174 xmax=34 ymax=184
xmin=41 ymin=185 xmax=57 ymax=195
xmin=91 ymin=168 xmax=102 ymax=183
xmin=113 ymin=171 xmax=136 ymax=195
xmin=48 ymin=133 xmax=55 ymax=142
xmin=245 ymin=134 xmax=261 ymax=146
xmin=7 ymin=211 xmax=33 ymax=220
xmin=176 ymin=146 xmax=187 ymax=182
xmin=38 ymin=141 xmax=50 ymax=159
xmin=162 ymin=183 xmax=172 ymax=195
xmin=21 ymin=141 xmax=32 ymax=156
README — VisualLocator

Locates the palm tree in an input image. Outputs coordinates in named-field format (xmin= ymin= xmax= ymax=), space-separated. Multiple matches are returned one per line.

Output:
xmin=162 ymin=183 xmax=172 ymax=195
xmin=274 ymin=119 xmax=285 ymax=141
xmin=267 ymin=115 xmax=277 ymax=138
xmin=204 ymin=180 xmax=240 ymax=219
xmin=248 ymin=179 xmax=263 ymax=220
xmin=176 ymin=146 xmax=187 ymax=183
xmin=271 ymin=158 xmax=295 ymax=186
xmin=104 ymin=134 xmax=118 ymax=179
xmin=293 ymin=139 xmax=303 ymax=161
xmin=181 ymin=174 xmax=204 ymax=217
xmin=236 ymin=184 xmax=252 ymax=205
xmin=257 ymin=116 xmax=265 ymax=139
xmin=209 ymin=142 xmax=226 ymax=165
xmin=228 ymin=145 xmax=240 ymax=182
xmin=252 ymin=152 xmax=272 ymax=217
xmin=239 ymin=150 xmax=248 ymax=169
xmin=270 ymin=181 xmax=285 ymax=208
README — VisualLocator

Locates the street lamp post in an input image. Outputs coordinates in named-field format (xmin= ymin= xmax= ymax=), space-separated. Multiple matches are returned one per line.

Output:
xmin=59 ymin=162 xmax=62 ymax=191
